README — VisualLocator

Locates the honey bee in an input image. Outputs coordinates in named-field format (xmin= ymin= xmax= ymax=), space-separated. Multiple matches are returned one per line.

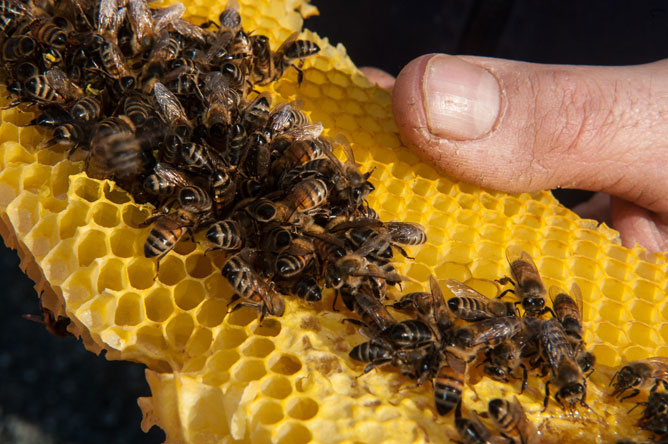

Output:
xmin=637 ymin=391 xmax=668 ymax=437
xmin=284 ymin=178 xmax=329 ymax=213
xmin=152 ymin=81 xmax=191 ymax=129
xmin=340 ymin=284 xmax=396 ymax=335
xmin=219 ymin=122 xmax=246 ymax=167
xmin=70 ymin=96 xmax=102 ymax=122
xmin=43 ymin=121 xmax=90 ymax=153
xmin=32 ymin=19 xmax=69 ymax=50
xmin=222 ymin=251 xmax=285 ymax=319
xmin=29 ymin=105 xmax=71 ymax=128
xmin=291 ymin=276 xmax=321 ymax=302
xmin=23 ymin=307 xmax=71 ymax=337
xmin=383 ymin=221 xmax=427 ymax=246
xmin=271 ymin=134 xmax=328 ymax=174
xmin=498 ymin=246 xmax=551 ymax=317
xmin=487 ymin=397 xmax=538 ymax=444
xmin=240 ymin=93 xmax=271 ymax=131
xmin=549 ymin=283 xmax=584 ymax=340
xmin=180 ymin=141 xmax=216 ymax=172
xmin=150 ymin=2 xmax=185 ymax=33
xmin=393 ymin=275 xmax=455 ymax=334
xmin=325 ymin=237 xmax=404 ymax=298
xmin=87 ymin=131 xmax=144 ymax=181
xmin=445 ymin=279 xmax=517 ymax=321
xmin=227 ymin=28 xmax=252 ymax=60
xmin=217 ymin=0 xmax=241 ymax=31
xmin=349 ymin=339 xmax=436 ymax=381
xmin=2 ymin=35 xmax=36 ymax=61
xmin=211 ymin=169 xmax=236 ymax=214
xmin=126 ymin=0 xmax=152 ymax=50
xmin=203 ymin=72 xmax=241 ymax=136
xmin=123 ymin=94 xmax=154 ymax=127
xmin=537 ymin=319 xmax=588 ymax=410
xmin=275 ymin=237 xmax=315 ymax=278
xmin=383 ymin=319 xmax=435 ymax=347
xmin=221 ymin=60 xmax=251 ymax=96
xmin=143 ymin=30 xmax=182 ymax=78
xmin=267 ymin=101 xmax=309 ymax=134
xmin=44 ymin=67 xmax=84 ymax=100
xmin=144 ymin=216 xmax=188 ymax=261
xmin=434 ymin=356 xmax=467 ymax=415
xmin=250 ymin=34 xmax=273 ymax=85
xmin=98 ymin=39 xmax=134 ymax=83
xmin=143 ymin=162 xmax=191 ymax=196
xmin=178 ymin=185 xmax=212 ymax=215
xmin=450 ymin=316 xmax=523 ymax=363
xmin=206 ymin=219 xmax=243 ymax=250
xmin=273 ymin=32 xmax=320 ymax=85
xmin=611 ymin=357 xmax=668 ymax=401
xmin=483 ymin=339 xmax=528 ymax=393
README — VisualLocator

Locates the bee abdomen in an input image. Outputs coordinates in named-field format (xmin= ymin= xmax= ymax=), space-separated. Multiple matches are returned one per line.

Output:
xmin=206 ymin=220 xmax=243 ymax=250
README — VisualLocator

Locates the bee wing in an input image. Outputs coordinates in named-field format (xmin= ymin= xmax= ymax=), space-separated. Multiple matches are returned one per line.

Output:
xmin=127 ymin=0 xmax=153 ymax=44
xmin=303 ymin=230 xmax=347 ymax=249
xmin=152 ymin=82 xmax=189 ymax=125
xmin=154 ymin=163 xmax=191 ymax=188
xmin=151 ymin=2 xmax=185 ymax=32
xmin=548 ymin=285 xmax=568 ymax=305
xmin=4 ymin=0 xmax=34 ymax=17
xmin=171 ymin=18 xmax=209 ymax=43
xmin=268 ymin=102 xmax=293 ymax=133
xmin=647 ymin=357 xmax=668 ymax=378
xmin=218 ymin=0 xmax=241 ymax=31
xmin=275 ymin=31 xmax=299 ymax=57
xmin=97 ymin=0 xmax=119 ymax=34
xmin=45 ymin=68 xmax=83 ymax=97
xmin=354 ymin=232 xmax=391 ymax=258
xmin=284 ymin=122 xmax=323 ymax=141
xmin=202 ymin=29 xmax=233 ymax=61
xmin=328 ymin=217 xmax=382 ymax=233
xmin=333 ymin=133 xmax=357 ymax=166
xmin=429 ymin=275 xmax=446 ymax=307
xmin=444 ymin=279 xmax=488 ymax=301
xmin=444 ymin=353 xmax=467 ymax=374
xmin=505 ymin=245 xmax=536 ymax=268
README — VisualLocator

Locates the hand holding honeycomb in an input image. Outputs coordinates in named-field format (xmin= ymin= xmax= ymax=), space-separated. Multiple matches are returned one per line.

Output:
xmin=0 ymin=0 xmax=667 ymax=443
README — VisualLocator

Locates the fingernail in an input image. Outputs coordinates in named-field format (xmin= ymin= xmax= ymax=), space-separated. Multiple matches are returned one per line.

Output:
xmin=423 ymin=54 xmax=500 ymax=140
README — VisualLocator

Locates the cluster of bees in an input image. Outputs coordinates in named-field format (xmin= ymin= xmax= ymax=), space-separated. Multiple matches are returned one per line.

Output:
xmin=0 ymin=0 xmax=431 ymax=318
xmin=348 ymin=247 xmax=596 ymax=443
xmin=614 ymin=358 xmax=668 ymax=444
xmin=7 ymin=0 xmax=668 ymax=442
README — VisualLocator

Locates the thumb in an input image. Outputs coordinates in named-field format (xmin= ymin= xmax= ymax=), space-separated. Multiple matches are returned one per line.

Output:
xmin=392 ymin=54 xmax=668 ymax=215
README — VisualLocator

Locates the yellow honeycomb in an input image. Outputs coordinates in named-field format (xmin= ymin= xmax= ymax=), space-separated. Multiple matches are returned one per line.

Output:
xmin=0 ymin=0 xmax=667 ymax=443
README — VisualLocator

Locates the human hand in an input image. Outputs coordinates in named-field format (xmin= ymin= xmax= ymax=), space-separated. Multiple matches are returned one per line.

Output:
xmin=362 ymin=55 xmax=668 ymax=253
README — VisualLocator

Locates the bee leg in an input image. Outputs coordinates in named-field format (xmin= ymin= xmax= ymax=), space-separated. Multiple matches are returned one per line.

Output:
xmin=341 ymin=318 xmax=367 ymax=328
xmin=497 ymin=288 xmax=516 ymax=299
xmin=393 ymin=245 xmax=414 ymax=260
xmin=619 ymin=389 xmax=640 ymax=402
xmin=518 ymin=364 xmax=528 ymax=394
xmin=331 ymin=290 xmax=340 ymax=312
xmin=292 ymin=64 xmax=304 ymax=86
xmin=496 ymin=276 xmax=516 ymax=286
xmin=542 ymin=381 xmax=551 ymax=412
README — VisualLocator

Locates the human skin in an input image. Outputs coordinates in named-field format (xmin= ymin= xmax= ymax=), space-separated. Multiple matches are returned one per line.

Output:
xmin=363 ymin=55 xmax=668 ymax=253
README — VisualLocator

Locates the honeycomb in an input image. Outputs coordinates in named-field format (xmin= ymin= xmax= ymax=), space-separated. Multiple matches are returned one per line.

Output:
xmin=0 ymin=0 xmax=667 ymax=443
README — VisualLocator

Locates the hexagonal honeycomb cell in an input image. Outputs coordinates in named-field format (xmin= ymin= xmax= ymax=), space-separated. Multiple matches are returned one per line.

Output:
xmin=1 ymin=0 xmax=668 ymax=443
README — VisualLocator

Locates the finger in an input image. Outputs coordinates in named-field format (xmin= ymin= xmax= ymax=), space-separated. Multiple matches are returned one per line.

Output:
xmin=610 ymin=197 xmax=668 ymax=253
xmin=360 ymin=66 xmax=395 ymax=90
xmin=572 ymin=192 xmax=611 ymax=227
xmin=392 ymin=54 xmax=668 ymax=214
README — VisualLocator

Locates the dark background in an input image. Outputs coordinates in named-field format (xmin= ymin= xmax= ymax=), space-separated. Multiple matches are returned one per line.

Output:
xmin=3 ymin=1 xmax=668 ymax=443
